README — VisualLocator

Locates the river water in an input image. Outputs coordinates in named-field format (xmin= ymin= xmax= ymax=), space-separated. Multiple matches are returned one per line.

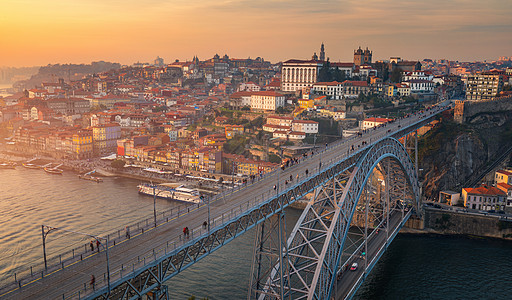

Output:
xmin=1 ymin=168 xmax=511 ymax=299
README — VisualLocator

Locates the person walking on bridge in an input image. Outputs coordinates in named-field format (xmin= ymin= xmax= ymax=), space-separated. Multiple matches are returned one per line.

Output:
xmin=90 ymin=241 xmax=94 ymax=252
xmin=90 ymin=274 xmax=95 ymax=289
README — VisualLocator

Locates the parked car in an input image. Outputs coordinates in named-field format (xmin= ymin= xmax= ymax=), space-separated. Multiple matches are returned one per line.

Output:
xmin=350 ymin=262 xmax=358 ymax=271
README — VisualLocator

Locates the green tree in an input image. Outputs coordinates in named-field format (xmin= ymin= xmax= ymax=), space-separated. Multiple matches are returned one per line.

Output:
xmin=317 ymin=59 xmax=332 ymax=82
xmin=250 ymin=116 xmax=265 ymax=129
xmin=223 ymin=135 xmax=247 ymax=154
xmin=269 ymin=154 xmax=282 ymax=164
xmin=333 ymin=67 xmax=346 ymax=82
xmin=111 ymin=159 xmax=125 ymax=169
xmin=275 ymin=106 xmax=286 ymax=114
xmin=152 ymin=106 xmax=167 ymax=112
xmin=390 ymin=67 xmax=402 ymax=83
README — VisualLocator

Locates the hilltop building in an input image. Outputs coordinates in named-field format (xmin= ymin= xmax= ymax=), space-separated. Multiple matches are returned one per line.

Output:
xmin=281 ymin=59 xmax=323 ymax=92
xmin=354 ymin=47 xmax=372 ymax=66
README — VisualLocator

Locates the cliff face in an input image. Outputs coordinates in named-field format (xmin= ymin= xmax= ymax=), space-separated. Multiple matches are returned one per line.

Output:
xmin=419 ymin=111 xmax=512 ymax=200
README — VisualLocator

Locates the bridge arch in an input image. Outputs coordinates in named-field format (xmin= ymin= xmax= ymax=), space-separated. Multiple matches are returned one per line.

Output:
xmin=257 ymin=137 xmax=420 ymax=300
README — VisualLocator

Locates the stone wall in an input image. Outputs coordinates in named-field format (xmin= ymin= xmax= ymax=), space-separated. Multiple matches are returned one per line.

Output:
xmin=455 ymin=95 xmax=512 ymax=123
xmin=421 ymin=208 xmax=512 ymax=239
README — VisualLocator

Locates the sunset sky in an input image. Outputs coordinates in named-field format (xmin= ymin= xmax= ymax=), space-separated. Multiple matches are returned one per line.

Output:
xmin=1 ymin=0 xmax=511 ymax=67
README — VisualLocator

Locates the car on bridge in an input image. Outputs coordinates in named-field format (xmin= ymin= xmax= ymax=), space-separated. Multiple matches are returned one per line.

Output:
xmin=350 ymin=262 xmax=358 ymax=271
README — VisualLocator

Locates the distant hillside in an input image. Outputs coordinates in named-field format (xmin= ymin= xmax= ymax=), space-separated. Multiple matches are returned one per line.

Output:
xmin=13 ymin=61 xmax=121 ymax=90
xmin=0 ymin=66 xmax=40 ymax=85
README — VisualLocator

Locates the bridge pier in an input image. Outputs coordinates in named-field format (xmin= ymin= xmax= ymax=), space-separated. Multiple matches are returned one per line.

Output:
xmin=248 ymin=210 xmax=290 ymax=299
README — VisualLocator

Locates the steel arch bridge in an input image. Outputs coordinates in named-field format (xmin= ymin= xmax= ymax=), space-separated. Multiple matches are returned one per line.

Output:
xmin=87 ymin=137 xmax=420 ymax=300
xmin=1 ymin=105 xmax=450 ymax=300
xmin=249 ymin=137 xmax=420 ymax=300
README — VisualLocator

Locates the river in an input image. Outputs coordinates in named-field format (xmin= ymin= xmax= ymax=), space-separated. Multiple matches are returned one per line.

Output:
xmin=0 ymin=168 xmax=511 ymax=299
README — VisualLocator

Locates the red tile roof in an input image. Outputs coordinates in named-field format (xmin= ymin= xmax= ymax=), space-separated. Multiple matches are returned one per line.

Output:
xmin=496 ymin=169 xmax=512 ymax=176
xmin=497 ymin=182 xmax=512 ymax=190
xmin=364 ymin=117 xmax=392 ymax=123
xmin=252 ymin=91 xmax=284 ymax=97
xmin=463 ymin=185 xmax=506 ymax=196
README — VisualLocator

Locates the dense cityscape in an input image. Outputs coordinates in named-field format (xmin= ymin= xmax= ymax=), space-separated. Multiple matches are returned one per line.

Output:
xmin=1 ymin=45 xmax=512 ymax=203
xmin=1 ymin=0 xmax=512 ymax=299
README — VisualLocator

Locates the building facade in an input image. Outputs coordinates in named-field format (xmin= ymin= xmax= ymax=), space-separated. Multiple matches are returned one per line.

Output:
xmin=250 ymin=91 xmax=285 ymax=111
xmin=281 ymin=59 xmax=323 ymax=92
xmin=462 ymin=185 xmax=507 ymax=211
xmin=465 ymin=73 xmax=503 ymax=100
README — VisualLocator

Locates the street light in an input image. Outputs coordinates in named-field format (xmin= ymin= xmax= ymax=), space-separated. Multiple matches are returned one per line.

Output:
xmin=153 ymin=185 xmax=157 ymax=228
xmin=41 ymin=225 xmax=111 ymax=296
xmin=151 ymin=183 xmax=166 ymax=228
xmin=200 ymin=195 xmax=210 ymax=232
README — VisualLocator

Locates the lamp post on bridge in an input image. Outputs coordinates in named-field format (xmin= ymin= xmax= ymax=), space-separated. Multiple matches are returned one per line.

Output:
xmin=153 ymin=185 xmax=157 ymax=228
xmin=200 ymin=194 xmax=210 ymax=232
xmin=150 ymin=183 xmax=166 ymax=228
xmin=40 ymin=225 xmax=111 ymax=296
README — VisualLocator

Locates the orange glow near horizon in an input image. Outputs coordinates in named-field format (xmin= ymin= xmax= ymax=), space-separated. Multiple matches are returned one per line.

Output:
xmin=1 ymin=0 xmax=511 ymax=67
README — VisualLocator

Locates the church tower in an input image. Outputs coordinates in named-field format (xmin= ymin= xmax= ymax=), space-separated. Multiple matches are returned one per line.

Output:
xmin=319 ymin=43 xmax=325 ymax=61
xmin=363 ymin=47 xmax=372 ymax=65
xmin=354 ymin=46 xmax=372 ymax=66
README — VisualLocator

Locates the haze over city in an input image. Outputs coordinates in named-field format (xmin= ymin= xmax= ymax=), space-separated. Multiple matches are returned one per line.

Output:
xmin=1 ymin=0 xmax=512 ymax=67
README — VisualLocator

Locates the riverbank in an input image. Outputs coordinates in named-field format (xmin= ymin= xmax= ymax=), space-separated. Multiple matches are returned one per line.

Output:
xmin=401 ymin=207 xmax=512 ymax=241
xmin=0 ymin=149 xmax=223 ymax=192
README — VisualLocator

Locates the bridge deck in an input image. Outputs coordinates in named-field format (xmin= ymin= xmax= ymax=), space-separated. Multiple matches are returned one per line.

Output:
xmin=1 ymin=105 xmax=448 ymax=299
xmin=334 ymin=210 xmax=412 ymax=299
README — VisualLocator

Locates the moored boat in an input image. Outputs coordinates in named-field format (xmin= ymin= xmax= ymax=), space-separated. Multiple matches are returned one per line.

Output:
xmin=0 ymin=163 xmax=16 ymax=169
xmin=78 ymin=174 xmax=103 ymax=182
xmin=23 ymin=163 xmax=41 ymax=169
xmin=137 ymin=183 xmax=201 ymax=204
xmin=44 ymin=167 xmax=63 ymax=175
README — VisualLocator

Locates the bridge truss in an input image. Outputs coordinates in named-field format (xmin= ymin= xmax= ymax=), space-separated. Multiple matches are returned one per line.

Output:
xmin=248 ymin=137 xmax=420 ymax=300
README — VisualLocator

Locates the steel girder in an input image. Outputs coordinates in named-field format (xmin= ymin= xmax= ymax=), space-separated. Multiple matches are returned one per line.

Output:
xmin=258 ymin=137 xmax=419 ymax=300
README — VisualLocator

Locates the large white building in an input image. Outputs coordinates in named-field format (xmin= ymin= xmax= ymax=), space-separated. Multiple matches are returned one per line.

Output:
xmin=311 ymin=81 xmax=340 ymax=99
xmin=250 ymin=91 xmax=285 ymax=111
xmin=291 ymin=120 xmax=319 ymax=134
xmin=402 ymin=71 xmax=433 ymax=82
xmin=266 ymin=115 xmax=294 ymax=127
xmin=281 ymin=59 xmax=323 ymax=92
xmin=237 ymin=81 xmax=261 ymax=92
xmin=403 ymin=79 xmax=434 ymax=93
xmin=462 ymin=185 xmax=507 ymax=211
xmin=361 ymin=117 xmax=393 ymax=130
xmin=311 ymin=80 xmax=370 ymax=100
